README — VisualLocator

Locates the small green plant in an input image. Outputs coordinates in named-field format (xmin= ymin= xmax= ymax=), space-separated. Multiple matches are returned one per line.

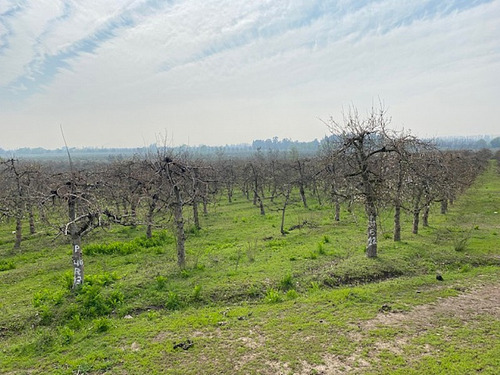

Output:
xmin=146 ymin=310 xmax=160 ymax=320
xmin=33 ymin=288 xmax=65 ymax=308
xmin=58 ymin=325 xmax=75 ymax=345
xmin=317 ymin=242 xmax=326 ymax=255
xmin=34 ymin=328 xmax=56 ymax=353
xmin=454 ymin=236 xmax=470 ymax=252
xmin=322 ymin=235 xmax=330 ymax=243
xmin=279 ymin=272 xmax=294 ymax=291
xmin=309 ymin=281 xmax=320 ymax=292
xmin=165 ymin=291 xmax=181 ymax=310
xmin=246 ymin=240 xmax=257 ymax=262
xmin=93 ymin=318 xmax=111 ymax=333
xmin=232 ymin=248 xmax=243 ymax=270
xmin=76 ymin=285 xmax=111 ymax=317
xmin=37 ymin=305 xmax=54 ymax=326
xmin=85 ymin=272 xmax=119 ymax=287
xmin=265 ymin=288 xmax=283 ymax=303
xmin=67 ymin=314 xmax=83 ymax=330
xmin=107 ymin=290 xmax=124 ymax=308
xmin=307 ymin=251 xmax=318 ymax=259
xmin=0 ymin=260 xmax=15 ymax=271
xmin=286 ymin=289 xmax=298 ymax=299
xmin=155 ymin=275 xmax=167 ymax=290
xmin=192 ymin=285 xmax=202 ymax=301
xmin=246 ymin=284 xmax=262 ymax=298
xmin=62 ymin=271 xmax=74 ymax=290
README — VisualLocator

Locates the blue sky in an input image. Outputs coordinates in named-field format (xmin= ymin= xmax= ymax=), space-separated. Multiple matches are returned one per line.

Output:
xmin=0 ymin=0 xmax=499 ymax=149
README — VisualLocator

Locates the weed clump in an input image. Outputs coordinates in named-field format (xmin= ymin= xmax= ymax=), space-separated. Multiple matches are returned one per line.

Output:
xmin=76 ymin=284 xmax=123 ymax=318
xmin=192 ymin=285 xmax=202 ymax=301
xmin=165 ymin=291 xmax=182 ymax=310
xmin=93 ymin=317 xmax=111 ymax=333
xmin=265 ymin=288 xmax=283 ymax=303
xmin=279 ymin=273 xmax=294 ymax=291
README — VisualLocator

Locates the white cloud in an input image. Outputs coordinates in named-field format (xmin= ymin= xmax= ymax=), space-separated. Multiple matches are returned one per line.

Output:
xmin=0 ymin=0 xmax=499 ymax=149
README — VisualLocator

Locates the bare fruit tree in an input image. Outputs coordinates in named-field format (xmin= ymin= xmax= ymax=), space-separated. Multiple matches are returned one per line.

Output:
xmin=326 ymin=106 xmax=396 ymax=258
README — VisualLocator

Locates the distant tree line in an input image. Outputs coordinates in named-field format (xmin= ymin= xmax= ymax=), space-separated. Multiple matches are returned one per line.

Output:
xmin=2 ymin=135 xmax=498 ymax=161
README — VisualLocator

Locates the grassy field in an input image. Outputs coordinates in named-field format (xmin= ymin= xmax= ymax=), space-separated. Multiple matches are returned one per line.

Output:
xmin=0 ymin=161 xmax=499 ymax=374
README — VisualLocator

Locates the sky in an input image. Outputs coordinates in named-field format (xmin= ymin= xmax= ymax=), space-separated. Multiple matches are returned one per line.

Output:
xmin=0 ymin=0 xmax=499 ymax=150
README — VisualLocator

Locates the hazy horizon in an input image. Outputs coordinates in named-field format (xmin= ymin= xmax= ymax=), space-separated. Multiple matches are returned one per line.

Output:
xmin=1 ymin=1 xmax=499 ymax=150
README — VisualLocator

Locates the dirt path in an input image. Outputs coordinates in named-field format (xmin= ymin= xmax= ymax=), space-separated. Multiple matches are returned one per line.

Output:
xmin=300 ymin=281 xmax=500 ymax=374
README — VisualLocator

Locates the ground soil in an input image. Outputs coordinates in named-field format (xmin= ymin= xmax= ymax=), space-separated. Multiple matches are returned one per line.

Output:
xmin=298 ymin=280 xmax=500 ymax=374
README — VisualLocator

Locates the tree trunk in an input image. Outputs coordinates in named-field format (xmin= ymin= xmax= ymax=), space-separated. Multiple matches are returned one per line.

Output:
xmin=193 ymin=201 xmax=200 ymax=230
xmin=280 ymin=190 xmax=290 ymax=235
xmin=412 ymin=209 xmax=420 ymax=234
xmin=28 ymin=203 xmax=36 ymax=234
xmin=71 ymin=235 xmax=84 ymax=288
xmin=130 ymin=199 xmax=137 ymax=225
xmin=314 ymin=183 xmax=322 ymax=206
xmin=202 ymin=196 xmax=208 ymax=215
xmin=173 ymin=185 xmax=186 ymax=268
xmin=393 ymin=162 xmax=404 ymax=242
xmin=366 ymin=204 xmax=377 ymax=258
xmin=68 ymin=192 xmax=84 ymax=288
xmin=257 ymin=195 xmax=265 ymax=215
xmin=422 ymin=205 xmax=430 ymax=227
xmin=440 ymin=199 xmax=448 ymax=214
xmin=393 ymin=203 xmax=401 ymax=242
xmin=14 ymin=215 xmax=22 ymax=249
xmin=335 ymin=199 xmax=341 ymax=222
xmin=146 ymin=205 xmax=154 ymax=239
xmin=299 ymin=185 xmax=308 ymax=208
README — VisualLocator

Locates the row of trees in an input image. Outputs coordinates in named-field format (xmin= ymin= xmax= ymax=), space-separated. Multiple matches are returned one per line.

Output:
xmin=0 ymin=109 xmax=493 ymax=288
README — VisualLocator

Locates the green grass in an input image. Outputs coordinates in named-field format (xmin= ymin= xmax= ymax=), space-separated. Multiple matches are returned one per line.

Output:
xmin=0 ymin=161 xmax=499 ymax=374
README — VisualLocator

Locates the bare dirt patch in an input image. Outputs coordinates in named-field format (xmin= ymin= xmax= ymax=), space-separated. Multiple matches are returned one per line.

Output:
xmin=364 ymin=282 xmax=500 ymax=330
xmin=299 ymin=281 xmax=500 ymax=374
